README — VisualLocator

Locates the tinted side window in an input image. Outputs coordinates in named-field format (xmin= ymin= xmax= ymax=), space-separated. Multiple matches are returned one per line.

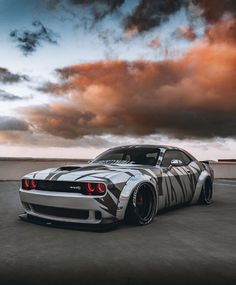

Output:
xmin=180 ymin=151 xmax=192 ymax=165
xmin=161 ymin=150 xmax=183 ymax=167
xmin=161 ymin=150 xmax=193 ymax=167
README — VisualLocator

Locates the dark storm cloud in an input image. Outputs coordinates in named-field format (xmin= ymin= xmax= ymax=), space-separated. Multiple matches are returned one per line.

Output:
xmin=124 ymin=0 xmax=186 ymax=34
xmin=0 ymin=89 xmax=23 ymax=101
xmin=0 ymin=67 xmax=28 ymax=84
xmin=26 ymin=105 xmax=95 ymax=139
xmin=45 ymin=0 xmax=125 ymax=22
xmin=194 ymin=0 xmax=236 ymax=23
xmin=45 ymin=0 xmax=236 ymax=36
xmin=124 ymin=0 xmax=236 ymax=35
xmin=10 ymin=21 xmax=59 ymax=55
xmin=70 ymin=0 xmax=125 ymax=21
xmin=0 ymin=116 xmax=29 ymax=131
xmin=29 ymin=19 xmax=236 ymax=140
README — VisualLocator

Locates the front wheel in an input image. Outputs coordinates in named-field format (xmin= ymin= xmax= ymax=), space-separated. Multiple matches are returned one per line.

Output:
xmin=199 ymin=179 xmax=213 ymax=205
xmin=125 ymin=183 xmax=157 ymax=225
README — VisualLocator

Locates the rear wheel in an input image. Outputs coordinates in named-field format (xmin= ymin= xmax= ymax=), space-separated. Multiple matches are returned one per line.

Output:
xmin=199 ymin=179 xmax=213 ymax=205
xmin=125 ymin=183 xmax=157 ymax=225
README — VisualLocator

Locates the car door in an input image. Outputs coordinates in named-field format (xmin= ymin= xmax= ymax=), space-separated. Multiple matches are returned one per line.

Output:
xmin=160 ymin=150 xmax=193 ymax=207
xmin=180 ymin=151 xmax=201 ymax=195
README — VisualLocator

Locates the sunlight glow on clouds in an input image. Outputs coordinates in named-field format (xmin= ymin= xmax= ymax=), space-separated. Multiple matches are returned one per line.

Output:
xmin=0 ymin=0 xmax=235 ymax=159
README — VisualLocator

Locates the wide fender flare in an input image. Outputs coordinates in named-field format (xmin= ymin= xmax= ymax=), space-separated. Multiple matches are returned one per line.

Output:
xmin=116 ymin=174 xmax=158 ymax=220
xmin=190 ymin=170 xmax=213 ymax=204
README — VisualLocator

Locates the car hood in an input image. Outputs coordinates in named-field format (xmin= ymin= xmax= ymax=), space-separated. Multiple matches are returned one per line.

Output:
xmin=25 ymin=163 xmax=161 ymax=183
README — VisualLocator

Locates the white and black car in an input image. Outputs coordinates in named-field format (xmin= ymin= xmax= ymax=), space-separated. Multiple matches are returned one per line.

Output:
xmin=19 ymin=145 xmax=214 ymax=228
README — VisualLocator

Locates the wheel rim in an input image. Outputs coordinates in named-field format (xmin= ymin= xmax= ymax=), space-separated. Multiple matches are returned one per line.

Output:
xmin=136 ymin=186 xmax=154 ymax=221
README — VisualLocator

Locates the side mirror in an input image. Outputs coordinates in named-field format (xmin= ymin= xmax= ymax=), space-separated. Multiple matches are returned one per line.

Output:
xmin=170 ymin=159 xmax=183 ymax=167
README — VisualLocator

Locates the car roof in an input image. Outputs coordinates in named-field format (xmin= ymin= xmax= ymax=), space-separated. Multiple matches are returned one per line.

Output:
xmin=107 ymin=145 xmax=197 ymax=161
xmin=111 ymin=144 xmax=179 ymax=150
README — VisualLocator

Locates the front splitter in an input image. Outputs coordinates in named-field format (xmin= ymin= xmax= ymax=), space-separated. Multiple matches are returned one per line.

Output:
xmin=19 ymin=213 xmax=119 ymax=231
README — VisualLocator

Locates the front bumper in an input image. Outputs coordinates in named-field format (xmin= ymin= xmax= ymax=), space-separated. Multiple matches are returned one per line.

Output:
xmin=19 ymin=213 xmax=119 ymax=230
xmin=19 ymin=188 xmax=116 ymax=225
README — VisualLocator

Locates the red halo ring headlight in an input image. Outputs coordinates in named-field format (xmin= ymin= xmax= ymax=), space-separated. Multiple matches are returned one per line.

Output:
xmin=87 ymin=183 xmax=95 ymax=194
xmin=96 ymin=183 xmax=106 ymax=194
xmin=23 ymin=179 xmax=30 ymax=190
xmin=86 ymin=183 xmax=106 ymax=195
xmin=31 ymin=179 xmax=37 ymax=189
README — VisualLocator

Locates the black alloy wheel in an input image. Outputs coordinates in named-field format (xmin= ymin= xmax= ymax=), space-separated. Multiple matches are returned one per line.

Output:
xmin=125 ymin=183 xmax=157 ymax=225
xmin=199 ymin=179 xmax=213 ymax=205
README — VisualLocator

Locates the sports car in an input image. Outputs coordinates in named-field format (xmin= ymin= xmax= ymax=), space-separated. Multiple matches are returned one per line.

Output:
xmin=19 ymin=145 xmax=214 ymax=227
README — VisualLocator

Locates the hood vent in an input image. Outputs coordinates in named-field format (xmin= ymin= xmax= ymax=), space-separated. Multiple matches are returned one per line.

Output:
xmin=57 ymin=166 xmax=81 ymax=171
xmin=57 ymin=164 xmax=110 ymax=172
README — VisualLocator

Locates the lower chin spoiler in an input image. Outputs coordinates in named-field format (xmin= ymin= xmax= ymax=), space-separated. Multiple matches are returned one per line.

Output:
xmin=18 ymin=213 xmax=119 ymax=231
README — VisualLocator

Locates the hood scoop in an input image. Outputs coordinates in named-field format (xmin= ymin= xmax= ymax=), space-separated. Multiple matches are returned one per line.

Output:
xmin=56 ymin=164 xmax=110 ymax=172
xmin=57 ymin=166 xmax=82 ymax=171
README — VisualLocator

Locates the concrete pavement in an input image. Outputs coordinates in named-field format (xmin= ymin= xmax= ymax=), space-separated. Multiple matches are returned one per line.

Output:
xmin=0 ymin=180 xmax=236 ymax=285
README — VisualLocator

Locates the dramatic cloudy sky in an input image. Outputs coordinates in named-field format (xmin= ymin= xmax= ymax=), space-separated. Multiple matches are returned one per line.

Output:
xmin=0 ymin=0 xmax=235 ymax=160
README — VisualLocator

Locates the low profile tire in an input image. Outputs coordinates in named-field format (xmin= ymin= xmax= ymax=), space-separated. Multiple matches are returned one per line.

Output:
xmin=125 ymin=183 xmax=157 ymax=226
xmin=199 ymin=179 xmax=213 ymax=205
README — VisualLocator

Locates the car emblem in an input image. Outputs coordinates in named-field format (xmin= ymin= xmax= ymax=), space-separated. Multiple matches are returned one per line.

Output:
xmin=69 ymin=186 xmax=81 ymax=190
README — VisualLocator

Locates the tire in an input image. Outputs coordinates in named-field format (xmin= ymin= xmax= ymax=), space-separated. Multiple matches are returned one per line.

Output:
xmin=125 ymin=183 xmax=157 ymax=225
xmin=199 ymin=178 xmax=213 ymax=205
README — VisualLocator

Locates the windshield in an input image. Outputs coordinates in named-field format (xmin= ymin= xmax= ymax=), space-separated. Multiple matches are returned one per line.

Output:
xmin=92 ymin=147 xmax=160 ymax=166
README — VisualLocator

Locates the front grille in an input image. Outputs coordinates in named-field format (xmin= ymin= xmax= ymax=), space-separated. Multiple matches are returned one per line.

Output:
xmin=35 ymin=180 xmax=86 ymax=194
xmin=31 ymin=204 xmax=89 ymax=219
